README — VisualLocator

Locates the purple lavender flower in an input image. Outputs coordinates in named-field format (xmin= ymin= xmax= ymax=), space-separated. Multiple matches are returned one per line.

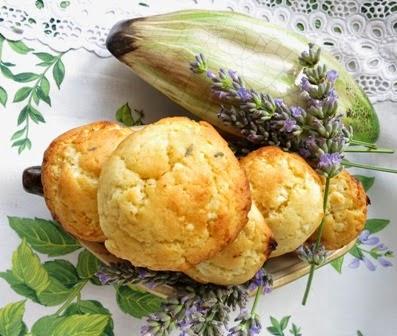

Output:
xmin=228 ymin=69 xmax=239 ymax=81
xmin=349 ymin=255 xmax=376 ymax=272
xmin=376 ymin=243 xmax=388 ymax=251
xmin=207 ymin=70 xmax=217 ymax=80
xmin=349 ymin=257 xmax=360 ymax=269
xmin=228 ymin=310 xmax=262 ymax=336
xmin=326 ymin=70 xmax=338 ymax=83
xmin=96 ymin=271 xmax=111 ymax=285
xmin=215 ymin=91 xmax=229 ymax=100
xmin=297 ymin=243 xmax=327 ymax=266
xmin=309 ymin=98 xmax=323 ymax=108
xmin=237 ymin=87 xmax=253 ymax=101
xmin=281 ymin=118 xmax=297 ymax=133
xmin=247 ymin=268 xmax=272 ymax=293
xmin=348 ymin=256 xmax=376 ymax=271
xmin=300 ymin=77 xmax=311 ymax=91
xmin=317 ymin=152 xmax=342 ymax=170
xmin=363 ymin=256 xmax=376 ymax=271
xmin=274 ymin=98 xmax=284 ymax=107
xmin=378 ymin=258 xmax=393 ymax=267
xmin=358 ymin=230 xmax=380 ymax=246
xmin=140 ymin=325 xmax=150 ymax=336
xmin=290 ymin=106 xmax=304 ymax=118
xmin=299 ymin=148 xmax=311 ymax=158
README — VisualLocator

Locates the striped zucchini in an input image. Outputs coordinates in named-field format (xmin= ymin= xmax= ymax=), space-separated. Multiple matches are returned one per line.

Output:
xmin=107 ymin=10 xmax=379 ymax=142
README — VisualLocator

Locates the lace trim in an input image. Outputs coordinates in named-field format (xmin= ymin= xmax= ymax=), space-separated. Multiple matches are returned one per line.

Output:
xmin=1 ymin=0 xmax=396 ymax=102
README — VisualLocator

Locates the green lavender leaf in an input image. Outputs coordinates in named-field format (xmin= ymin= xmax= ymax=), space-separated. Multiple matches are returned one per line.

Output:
xmin=0 ymin=86 xmax=7 ymax=106
xmin=35 ymin=0 xmax=44 ymax=9
xmin=116 ymin=286 xmax=163 ymax=318
xmin=115 ymin=103 xmax=133 ymax=126
xmin=43 ymin=260 xmax=80 ymax=288
xmin=12 ymin=240 xmax=50 ymax=294
xmin=28 ymin=105 xmax=45 ymax=123
xmin=349 ymin=244 xmax=364 ymax=259
xmin=280 ymin=316 xmax=291 ymax=330
xmin=36 ymin=86 xmax=51 ymax=106
xmin=77 ymin=250 xmax=101 ymax=279
xmin=0 ymin=270 xmax=40 ymax=303
xmin=17 ymin=106 xmax=29 ymax=125
xmin=270 ymin=316 xmax=281 ymax=329
xmin=2 ymin=62 xmax=15 ymax=67
xmin=37 ymin=277 xmax=73 ymax=306
xmin=353 ymin=175 xmax=375 ymax=192
xmin=0 ymin=300 xmax=26 ymax=336
xmin=365 ymin=219 xmax=390 ymax=234
xmin=369 ymin=248 xmax=382 ymax=259
xmin=8 ymin=217 xmax=81 ymax=256
xmin=0 ymin=64 xmax=14 ymax=78
xmin=267 ymin=326 xmax=283 ymax=336
xmin=34 ymin=52 xmax=55 ymax=63
xmin=40 ymin=76 xmax=50 ymax=96
xmin=13 ymin=87 xmax=33 ymax=103
xmin=13 ymin=72 xmax=40 ymax=82
xmin=267 ymin=316 xmax=284 ymax=336
xmin=32 ymin=90 xmax=40 ymax=106
xmin=12 ymin=139 xmax=28 ymax=149
xmin=357 ymin=331 xmax=364 ymax=336
xmin=10 ymin=128 xmax=26 ymax=141
xmin=14 ymin=138 xmax=32 ymax=154
xmin=52 ymin=314 xmax=109 ymax=336
xmin=330 ymin=255 xmax=344 ymax=273
xmin=32 ymin=316 xmax=62 ymax=336
xmin=8 ymin=40 xmax=33 ymax=54
xmin=64 ymin=300 xmax=110 ymax=316
xmin=63 ymin=300 xmax=114 ymax=336
xmin=115 ymin=103 xmax=143 ymax=126
xmin=289 ymin=323 xmax=302 ymax=336
xmin=53 ymin=59 xmax=65 ymax=88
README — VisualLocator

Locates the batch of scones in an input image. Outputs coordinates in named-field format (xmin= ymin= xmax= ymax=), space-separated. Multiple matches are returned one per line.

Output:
xmin=41 ymin=117 xmax=368 ymax=285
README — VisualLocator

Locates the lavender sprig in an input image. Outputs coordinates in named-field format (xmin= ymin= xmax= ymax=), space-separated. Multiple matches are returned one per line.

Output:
xmin=98 ymin=263 xmax=272 ymax=336
xmin=192 ymin=50 xmax=351 ymax=177
xmin=96 ymin=262 xmax=184 ymax=288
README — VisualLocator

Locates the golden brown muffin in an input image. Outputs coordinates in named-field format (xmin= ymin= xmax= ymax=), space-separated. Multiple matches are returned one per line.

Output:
xmin=42 ymin=121 xmax=133 ymax=242
xmin=184 ymin=203 xmax=275 ymax=285
xmin=309 ymin=170 xmax=368 ymax=250
xmin=97 ymin=117 xmax=251 ymax=271
xmin=240 ymin=146 xmax=323 ymax=257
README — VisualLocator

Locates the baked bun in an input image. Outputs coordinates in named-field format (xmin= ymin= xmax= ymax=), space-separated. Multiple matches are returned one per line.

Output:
xmin=184 ymin=203 xmax=275 ymax=285
xmin=309 ymin=170 xmax=367 ymax=249
xmin=240 ymin=146 xmax=323 ymax=257
xmin=42 ymin=121 xmax=133 ymax=242
xmin=97 ymin=117 xmax=251 ymax=271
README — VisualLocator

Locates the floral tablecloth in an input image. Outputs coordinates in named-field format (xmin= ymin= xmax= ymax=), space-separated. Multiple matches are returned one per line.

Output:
xmin=0 ymin=1 xmax=396 ymax=335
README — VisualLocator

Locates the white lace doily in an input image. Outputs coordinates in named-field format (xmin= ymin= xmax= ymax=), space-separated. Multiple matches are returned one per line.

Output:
xmin=1 ymin=0 xmax=396 ymax=102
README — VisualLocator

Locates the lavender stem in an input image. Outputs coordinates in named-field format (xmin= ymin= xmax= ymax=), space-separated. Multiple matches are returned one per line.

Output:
xmin=349 ymin=139 xmax=378 ymax=149
xmin=343 ymin=160 xmax=397 ymax=174
xmin=302 ymin=176 xmax=331 ymax=305
xmin=250 ymin=286 xmax=262 ymax=314
xmin=344 ymin=147 xmax=394 ymax=154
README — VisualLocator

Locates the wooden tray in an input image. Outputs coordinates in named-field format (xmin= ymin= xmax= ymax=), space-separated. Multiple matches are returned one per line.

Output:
xmin=22 ymin=166 xmax=354 ymax=299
